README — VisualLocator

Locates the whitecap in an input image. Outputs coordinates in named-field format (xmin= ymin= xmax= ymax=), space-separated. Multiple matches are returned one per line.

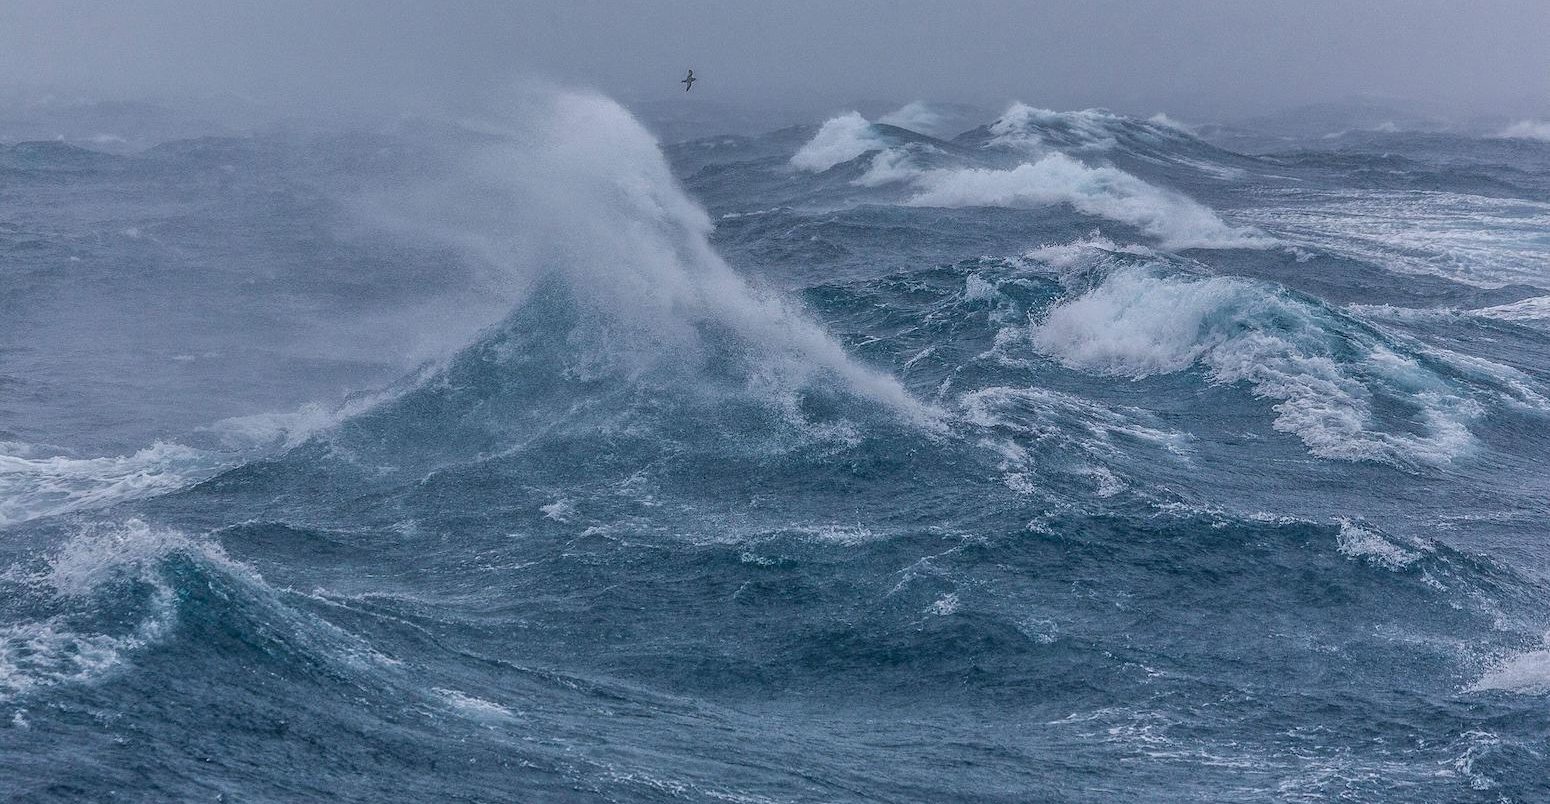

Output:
xmin=901 ymin=154 xmax=1273 ymax=250
xmin=1335 ymin=520 xmax=1423 ymax=571
xmin=1030 ymin=265 xmax=1482 ymax=466
xmin=789 ymin=112 xmax=884 ymax=172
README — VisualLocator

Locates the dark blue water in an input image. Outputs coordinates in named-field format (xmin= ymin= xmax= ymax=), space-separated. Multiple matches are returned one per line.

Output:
xmin=4 ymin=93 xmax=1550 ymax=801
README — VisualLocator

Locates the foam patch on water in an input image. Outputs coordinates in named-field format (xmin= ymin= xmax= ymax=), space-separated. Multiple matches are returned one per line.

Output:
xmin=924 ymin=593 xmax=959 ymax=616
xmin=984 ymin=103 xmax=1249 ymax=185
xmin=41 ymin=519 xmax=224 ymax=596
xmin=1335 ymin=520 xmax=1424 ymax=571
xmin=1341 ymin=305 xmax=1550 ymax=411
xmin=2 ymin=519 xmax=408 ymax=705
xmin=1147 ymin=113 xmax=1195 ymax=134
xmin=959 ymin=385 xmax=1188 ymax=496
xmin=0 ymin=442 xmax=230 ymax=528
xmin=854 ymin=144 xmax=933 ymax=187
xmin=1349 ymin=296 xmax=1550 ymax=340
xmin=1030 ymin=265 xmax=1483 ymax=466
xmin=1413 ymin=344 xmax=1550 ymax=412
xmin=433 ymin=687 xmax=516 ymax=720
xmin=1021 ymin=233 xmax=1156 ymax=272
xmin=984 ymin=103 xmax=1234 ymax=175
xmin=0 ymin=389 xmax=406 ymax=529
xmin=0 ymin=619 xmax=159 ymax=703
xmin=1167 ymin=155 xmax=1248 ymax=181
xmin=793 ymin=524 xmax=882 ymax=546
xmin=540 ymin=498 xmax=576 ymax=522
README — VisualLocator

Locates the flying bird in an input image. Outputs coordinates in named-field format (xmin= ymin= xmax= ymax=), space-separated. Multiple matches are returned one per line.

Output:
xmin=681 ymin=69 xmax=696 ymax=92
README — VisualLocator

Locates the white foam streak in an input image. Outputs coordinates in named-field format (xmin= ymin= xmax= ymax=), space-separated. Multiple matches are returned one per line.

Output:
xmin=1236 ymin=190 xmax=1550 ymax=289
xmin=0 ymin=389 xmax=407 ymax=528
xmin=1147 ymin=113 xmax=1195 ymax=134
xmin=204 ymin=387 xmax=405 ymax=450
xmin=1022 ymin=233 xmax=1155 ymax=271
xmin=855 ymin=145 xmax=925 ymax=187
xmin=1474 ymin=295 xmax=1550 ymax=322
xmin=0 ymin=443 xmax=228 ymax=528
xmin=1335 ymin=520 xmax=1423 ymax=571
xmin=434 ymin=687 xmax=516 ymax=720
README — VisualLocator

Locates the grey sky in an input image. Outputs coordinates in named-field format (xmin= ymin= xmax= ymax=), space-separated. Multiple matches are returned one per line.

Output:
xmin=2 ymin=0 xmax=1547 ymax=123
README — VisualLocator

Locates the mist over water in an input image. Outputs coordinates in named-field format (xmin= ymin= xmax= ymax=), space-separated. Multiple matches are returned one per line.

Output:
xmin=5 ymin=4 xmax=1550 ymax=802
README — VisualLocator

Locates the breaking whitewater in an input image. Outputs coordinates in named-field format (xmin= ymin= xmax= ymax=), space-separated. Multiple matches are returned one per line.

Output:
xmin=4 ymin=91 xmax=1550 ymax=801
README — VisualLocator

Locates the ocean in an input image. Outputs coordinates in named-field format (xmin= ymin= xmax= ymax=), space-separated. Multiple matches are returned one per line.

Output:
xmin=3 ymin=90 xmax=1550 ymax=801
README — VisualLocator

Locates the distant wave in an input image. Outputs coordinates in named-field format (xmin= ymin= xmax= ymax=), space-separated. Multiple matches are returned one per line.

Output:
xmin=791 ymin=107 xmax=1273 ymax=250
xmin=789 ymin=111 xmax=882 ymax=172
xmin=990 ymin=103 xmax=1151 ymax=151
xmin=983 ymin=102 xmax=1202 ymax=154
xmin=1497 ymin=120 xmax=1550 ymax=142
xmin=898 ymin=153 xmax=1272 ymax=250
xmin=876 ymin=101 xmax=961 ymax=139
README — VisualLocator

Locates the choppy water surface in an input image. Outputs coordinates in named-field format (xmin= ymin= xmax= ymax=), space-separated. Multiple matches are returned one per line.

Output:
xmin=4 ymin=94 xmax=1550 ymax=801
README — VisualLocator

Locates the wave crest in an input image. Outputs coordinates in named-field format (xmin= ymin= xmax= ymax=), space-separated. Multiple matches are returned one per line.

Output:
xmin=790 ymin=111 xmax=883 ymax=172
xmin=0 ymin=520 xmax=221 ymax=702
xmin=1029 ymin=262 xmax=1484 ymax=466
xmin=901 ymin=153 xmax=1272 ymax=250
xmin=789 ymin=109 xmax=1271 ymax=251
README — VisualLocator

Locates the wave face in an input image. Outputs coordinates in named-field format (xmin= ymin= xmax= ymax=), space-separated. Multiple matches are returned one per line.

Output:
xmin=5 ymin=93 xmax=1550 ymax=802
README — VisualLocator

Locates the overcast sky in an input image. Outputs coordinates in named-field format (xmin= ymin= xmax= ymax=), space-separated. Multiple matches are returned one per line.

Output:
xmin=2 ymin=0 xmax=1547 ymax=123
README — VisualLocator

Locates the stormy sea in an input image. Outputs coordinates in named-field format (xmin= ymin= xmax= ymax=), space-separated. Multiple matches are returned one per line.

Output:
xmin=4 ymin=91 xmax=1550 ymax=801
